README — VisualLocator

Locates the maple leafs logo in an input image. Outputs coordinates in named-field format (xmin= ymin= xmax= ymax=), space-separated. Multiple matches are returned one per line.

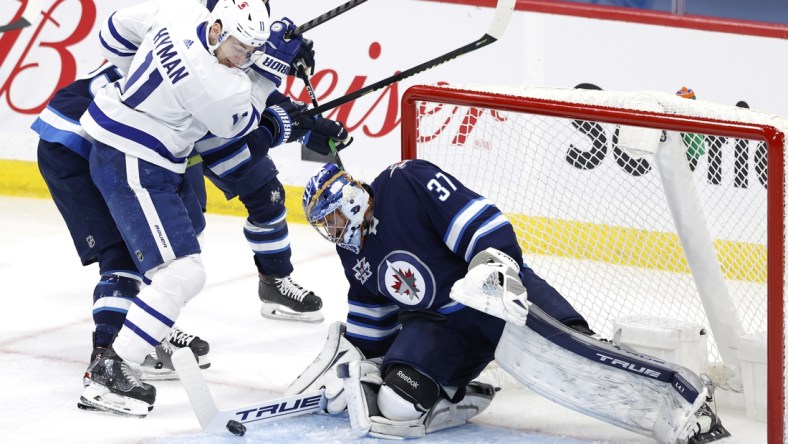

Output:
xmin=391 ymin=268 xmax=420 ymax=300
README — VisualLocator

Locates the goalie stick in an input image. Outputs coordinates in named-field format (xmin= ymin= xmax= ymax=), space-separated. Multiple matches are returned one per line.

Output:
xmin=304 ymin=0 xmax=516 ymax=117
xmin=171 ymin=348 xmax=325 ymax=435
xmin=0 ymin=0 xmax=42 ymax=33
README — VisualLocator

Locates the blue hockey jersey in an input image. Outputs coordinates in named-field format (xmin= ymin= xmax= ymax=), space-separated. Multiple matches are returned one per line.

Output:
xmin=337 ymin=160 xmax=585 ymax=357
xmin=31 ymin=63 xmax=123 ymax=160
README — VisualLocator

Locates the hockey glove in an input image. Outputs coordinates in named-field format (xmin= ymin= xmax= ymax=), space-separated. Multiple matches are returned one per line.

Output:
xmin=303 ymin=117 xmax=353 ymax=155
xmin=294 ymin=38 xmax=316 ymax=76
xmin=259 ymin=100 xmax=312 ymax=147
xmin=450 ymin=248 xmax=529 ymax=326
xmin=251 ymin=18 xmax=313 ymax=87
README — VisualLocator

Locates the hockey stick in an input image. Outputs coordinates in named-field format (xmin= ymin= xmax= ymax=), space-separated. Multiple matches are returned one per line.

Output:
xmin=285 ymin=0 xmax=369 ymax=39
xmin=172 ymin=348 xmax=325 ymax=435
xmin=296 ymin=64 xmax=346 ymax=171
xmin=0 ymin=0 xmax=42 ymax=33
xmin=305 ymin=0 xmax=516 ymax=117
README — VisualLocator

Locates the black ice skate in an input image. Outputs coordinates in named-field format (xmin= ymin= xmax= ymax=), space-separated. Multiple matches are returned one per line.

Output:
xmin=79 ymin=348 xmax=156 ymax=417
xmin=258 ymin=274 xmax=324 ymax=323
xmin=688 ymin=401 xmax=731 ymax=443
xmin=135 ymin=327 xmax=211 ymax=381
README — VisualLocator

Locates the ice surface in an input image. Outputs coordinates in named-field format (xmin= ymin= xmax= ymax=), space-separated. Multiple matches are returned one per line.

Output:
xmin=0 ymin=197 xmax=761 ymax=443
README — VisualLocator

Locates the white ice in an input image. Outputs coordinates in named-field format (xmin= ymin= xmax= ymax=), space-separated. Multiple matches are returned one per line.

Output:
xmin=0 ymin=197 xmax=764 ymax=443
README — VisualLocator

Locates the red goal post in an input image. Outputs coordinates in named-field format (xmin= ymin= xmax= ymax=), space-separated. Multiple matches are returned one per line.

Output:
xmin=401 ymin=84 xmax=785 ymax=443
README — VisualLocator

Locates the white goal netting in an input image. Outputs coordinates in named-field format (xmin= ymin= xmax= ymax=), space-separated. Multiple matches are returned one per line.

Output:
xmin=401 ymin=84 xmax=786 ymax=442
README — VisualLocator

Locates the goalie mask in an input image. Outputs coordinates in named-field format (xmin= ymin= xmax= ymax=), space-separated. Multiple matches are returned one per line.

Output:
xmin=207 ymin=0 xmax=270 ymax=69
xmin=303 ymin=164 xmax=371 ymax=254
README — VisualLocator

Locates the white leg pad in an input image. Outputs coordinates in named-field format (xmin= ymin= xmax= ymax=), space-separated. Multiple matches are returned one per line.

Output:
xmin=342 ymin=360 xmax=496 ymax=440
xmin=495 ymin=306 xmax=706 ymax=444
xmin=115 ymin=254 xmax=206 ymax=364
xmin=423 ymin=381 xmax=496 ymax=434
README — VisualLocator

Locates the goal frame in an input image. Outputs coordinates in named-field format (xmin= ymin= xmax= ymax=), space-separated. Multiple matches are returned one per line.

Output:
xmin=401 ymin=84 xmax=785 ymax=443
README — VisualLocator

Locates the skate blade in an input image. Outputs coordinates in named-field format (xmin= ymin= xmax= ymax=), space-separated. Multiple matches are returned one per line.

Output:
xmin=260 ymin=303 xmax=325 ymax=323
xmin=79 ymin=385 xmax=152 ymax=417
xmin=133 ymin=360 xmax=210 ymax=381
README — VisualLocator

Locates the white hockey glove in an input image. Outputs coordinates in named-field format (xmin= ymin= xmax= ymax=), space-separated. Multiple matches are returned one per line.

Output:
xmin=450 ymin=248 xmax=529 ymax=326
xmin=285 ymin=321 xmax=364 ymax=414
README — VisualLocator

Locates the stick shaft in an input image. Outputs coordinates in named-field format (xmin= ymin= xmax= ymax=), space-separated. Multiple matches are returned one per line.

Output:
xmin=304 ymin=0 xmax=515 ymax=116
xmin=286 ymin=0 xmax=369 ymax=39
xmin=306 ymin=37 xmax=495 ymax=116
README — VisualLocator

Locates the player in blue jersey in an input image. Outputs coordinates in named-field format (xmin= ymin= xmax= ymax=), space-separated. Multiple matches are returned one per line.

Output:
xmin=290 ymin=161 xmax=730 ymax=443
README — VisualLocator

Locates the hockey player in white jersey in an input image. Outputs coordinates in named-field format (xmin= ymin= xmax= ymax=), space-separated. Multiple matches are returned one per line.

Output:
xmin=79 ymin=0 xmax=351 ymax=416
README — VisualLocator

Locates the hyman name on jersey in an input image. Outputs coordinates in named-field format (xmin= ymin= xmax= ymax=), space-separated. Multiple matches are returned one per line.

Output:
xmin=152 ymin=28 xmax=189 ymax=85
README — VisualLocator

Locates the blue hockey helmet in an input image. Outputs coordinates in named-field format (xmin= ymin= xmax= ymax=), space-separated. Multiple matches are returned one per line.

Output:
xmin=303 ymin=164 xmax=371 ymax=254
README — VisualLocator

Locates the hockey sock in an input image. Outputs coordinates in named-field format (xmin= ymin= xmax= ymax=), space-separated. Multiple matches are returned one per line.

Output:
xmin=92 ymin=272 xmax=142 ymax=348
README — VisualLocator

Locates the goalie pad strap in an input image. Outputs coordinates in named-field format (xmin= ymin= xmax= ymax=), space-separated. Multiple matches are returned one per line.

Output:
xmin=342 ymin=361 xmax=496 ymax=439
xmin=495 ymin=306 xmax=707 ymax=444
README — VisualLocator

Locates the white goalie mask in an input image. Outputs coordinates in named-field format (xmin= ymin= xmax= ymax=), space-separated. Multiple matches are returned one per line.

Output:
xmin=303 ymin=164 xmax=371 ymax=254
xmin=207 ymin=0 xmax=270 ymax=69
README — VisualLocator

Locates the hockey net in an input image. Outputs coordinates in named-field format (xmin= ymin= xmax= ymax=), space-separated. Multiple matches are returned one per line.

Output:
xmin=401 ymin=84 xmax=786 ymax=443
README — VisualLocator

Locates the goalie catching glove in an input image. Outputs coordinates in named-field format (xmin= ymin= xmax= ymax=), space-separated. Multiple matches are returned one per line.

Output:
xmin=450 ymin=247 xmax=529 ymax=325
xmin=259 ymin=100 xmax=353 ymax=152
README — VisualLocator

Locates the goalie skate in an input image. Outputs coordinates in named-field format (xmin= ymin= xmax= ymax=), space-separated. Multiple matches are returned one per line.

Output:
xmin=259 ymin=274 xmax=324 ymax=323
xmin=134 ymin=327 xmax=211 ymax=381
xmin=687 ymin=401 xmax=731 ymax=443
xmin=79 ymin=348 xmax=155 ymax=417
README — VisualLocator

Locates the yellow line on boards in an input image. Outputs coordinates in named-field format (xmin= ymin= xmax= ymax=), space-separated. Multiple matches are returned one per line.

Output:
xmin=1 ymin=159 xmax=764 ymax=282
xmin=0 ymin=159 xmax=307 ymax=225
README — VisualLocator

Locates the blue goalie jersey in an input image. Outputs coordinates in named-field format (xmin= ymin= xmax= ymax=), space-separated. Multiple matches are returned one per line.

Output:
xmin=337 ymin=160 xmax=585 ymax=357
xmin=337 ymin=160 xmax=522 ymax=348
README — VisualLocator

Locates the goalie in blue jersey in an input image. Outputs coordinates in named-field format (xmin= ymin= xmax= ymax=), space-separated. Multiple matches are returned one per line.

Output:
xmin=292 ymin=161 xmax=730 ymax=443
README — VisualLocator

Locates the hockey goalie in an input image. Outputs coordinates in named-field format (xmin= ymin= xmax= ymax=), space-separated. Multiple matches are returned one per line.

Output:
xmin=288 ymin=160 xmax=731 ymax=443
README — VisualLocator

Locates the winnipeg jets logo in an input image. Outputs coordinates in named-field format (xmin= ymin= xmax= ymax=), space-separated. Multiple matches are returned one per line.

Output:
xmin=377 ymin=251 xmax=436 ymax=307
xmin=389 ymin=264 xmax=419 ymax=300
xmin=353 ymin=257 xmax=372 ymax=284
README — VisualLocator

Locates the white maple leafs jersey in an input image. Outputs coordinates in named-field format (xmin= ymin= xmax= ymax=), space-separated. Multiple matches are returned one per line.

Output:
xmin=81 ymin=0 xmax=265 ymax=173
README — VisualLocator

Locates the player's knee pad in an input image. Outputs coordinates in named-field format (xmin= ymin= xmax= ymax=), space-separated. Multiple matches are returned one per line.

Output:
xmin=147 ymin=254 xmax=206 ymax=305
xmin=378 ymin=365 xmax=441 ymax=421
xmin=240 ymin=177 xmax=286 ymax=222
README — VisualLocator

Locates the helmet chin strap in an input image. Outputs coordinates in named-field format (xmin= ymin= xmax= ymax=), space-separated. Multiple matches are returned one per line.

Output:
xmin=206 ymin=21 xmax=223 ymax=56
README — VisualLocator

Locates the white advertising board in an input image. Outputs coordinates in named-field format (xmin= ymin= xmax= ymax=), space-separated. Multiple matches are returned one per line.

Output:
xmin=0 ymin=0 xmax=785 ymax=191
